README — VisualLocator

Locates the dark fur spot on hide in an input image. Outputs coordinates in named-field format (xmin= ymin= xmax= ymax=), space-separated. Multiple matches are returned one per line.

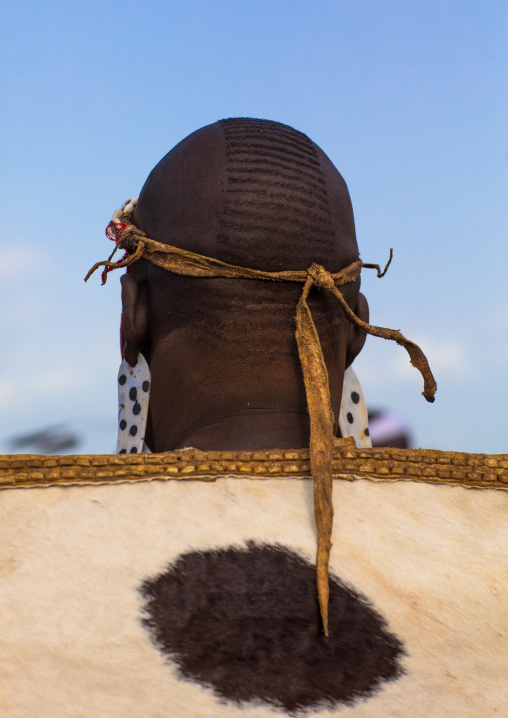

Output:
xmin=139 ymin=543 xmax=404 ymax=714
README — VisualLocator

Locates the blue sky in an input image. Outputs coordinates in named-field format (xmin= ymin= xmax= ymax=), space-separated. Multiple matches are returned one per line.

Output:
xmin=2 ymin=0 xmax=507 ymax=454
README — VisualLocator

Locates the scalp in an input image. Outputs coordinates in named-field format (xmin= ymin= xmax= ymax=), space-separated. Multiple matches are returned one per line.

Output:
xmin=134 ymin=118 xmax=359 ymax=272
xmin=131 ymin=118 xmax=361 ymax=343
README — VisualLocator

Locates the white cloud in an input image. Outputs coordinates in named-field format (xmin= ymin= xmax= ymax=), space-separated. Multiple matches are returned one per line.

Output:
xmin=355 ymin=333 xmax=473 ymax=389
xmin=396 ymin=335 xmax=473 ymax=379
xmin=489 ymin=301 xmax=508 ymax=330
xmin=0 ymin=335 xmax=118 ymax=413
xmin=0 ymin=365 xmax=82 ymax=411
xmin=0 ymin=246 xmax=52 ymax=282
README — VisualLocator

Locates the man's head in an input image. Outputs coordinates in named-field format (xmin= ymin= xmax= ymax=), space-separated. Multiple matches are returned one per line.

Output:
xmin=120 ymin=118 xmax=369 ymax=451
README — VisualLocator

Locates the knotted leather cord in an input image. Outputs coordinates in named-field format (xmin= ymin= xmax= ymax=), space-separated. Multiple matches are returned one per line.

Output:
xmin=86 ymin=218 xmax=437 ymax=636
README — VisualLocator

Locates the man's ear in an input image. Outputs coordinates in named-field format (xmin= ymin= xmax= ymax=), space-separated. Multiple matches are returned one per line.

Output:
xmin=345 ymin=292 xmax=369 ymax=368
xmin=120 ymin=273 xmax=150 ymax=366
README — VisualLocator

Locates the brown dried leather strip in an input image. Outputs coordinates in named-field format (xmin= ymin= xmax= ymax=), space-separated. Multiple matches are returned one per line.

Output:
xmin=86 ymin=217 xmax=437 ymax=634
xmin=295 ymin=275 xmax=335 ymax=633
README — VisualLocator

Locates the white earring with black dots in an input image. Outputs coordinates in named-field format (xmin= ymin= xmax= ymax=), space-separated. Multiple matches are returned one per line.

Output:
xmin=339 ymin=366 xmax=372 ymax=449
xmin=117 ymin=354 xmax=150 ymax=454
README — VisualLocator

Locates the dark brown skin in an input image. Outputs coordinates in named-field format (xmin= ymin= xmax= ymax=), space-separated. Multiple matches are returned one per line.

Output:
xmin=120 ymin=119 xmax=369 ymax=452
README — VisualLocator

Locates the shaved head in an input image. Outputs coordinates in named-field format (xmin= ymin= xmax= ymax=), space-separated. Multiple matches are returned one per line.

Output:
xmin=134 ymin=118 xmax=359 ymax=270
xmin=121 ymin=119 xmax=368 ymax=451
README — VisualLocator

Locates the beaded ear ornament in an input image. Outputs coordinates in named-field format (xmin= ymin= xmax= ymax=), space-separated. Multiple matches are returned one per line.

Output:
xmin=117 ymin=354 xmax=150 ymax=454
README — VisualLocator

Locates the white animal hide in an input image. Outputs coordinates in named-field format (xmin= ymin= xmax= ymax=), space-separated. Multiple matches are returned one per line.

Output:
xmin=0 ymin=477 xmax=506 ymax=717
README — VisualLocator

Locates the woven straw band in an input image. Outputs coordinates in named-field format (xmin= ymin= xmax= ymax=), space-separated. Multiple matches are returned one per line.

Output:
xmin=3 ymin=444 xmax=508 ymax=490
xmin=86 ymin=206 xmax=437 ymax=635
